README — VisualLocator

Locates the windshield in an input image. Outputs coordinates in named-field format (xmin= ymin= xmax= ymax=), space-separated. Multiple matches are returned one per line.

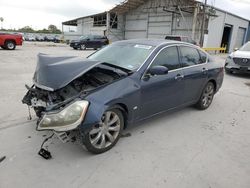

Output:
xmin=239 ymin=42 xmax=250 ymax=51
xmin=88 ymin=43 xmax=154 ymax=71
xmin=79 ymin=35 xmax=90 ymax=40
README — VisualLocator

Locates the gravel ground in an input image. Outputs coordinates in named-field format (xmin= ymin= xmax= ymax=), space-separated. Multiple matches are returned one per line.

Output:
xmin=0 ymin=42 xmax=250 ymax=188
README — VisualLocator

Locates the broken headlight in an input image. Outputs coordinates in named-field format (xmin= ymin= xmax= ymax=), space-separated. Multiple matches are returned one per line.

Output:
xmin=38 ymin=100 xmax=89 ymax=132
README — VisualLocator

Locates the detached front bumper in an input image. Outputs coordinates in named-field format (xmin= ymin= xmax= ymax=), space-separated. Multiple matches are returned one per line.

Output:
xmin=37 ymin=100 xmax=89 ymax=132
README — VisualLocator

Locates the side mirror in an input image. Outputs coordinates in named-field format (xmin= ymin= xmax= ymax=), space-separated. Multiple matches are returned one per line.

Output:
xmin=234 ymin=48 xmax=239 ymax=51
xmin=148 ymin=66 xmax=169 ymax=76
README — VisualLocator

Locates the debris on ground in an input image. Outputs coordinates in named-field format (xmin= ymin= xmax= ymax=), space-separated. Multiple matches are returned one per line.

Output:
xmin=0 ymin=156 xmax=6 ymax=163
xmin=121 ymin=133 xmax=131 ymax=138
xmin=245 ymin=82 xmax=250 ymax=87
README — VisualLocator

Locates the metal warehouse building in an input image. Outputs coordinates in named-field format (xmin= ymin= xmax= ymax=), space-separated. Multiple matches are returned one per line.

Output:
xmin=62 ymin=0 xmax=250 ymax=52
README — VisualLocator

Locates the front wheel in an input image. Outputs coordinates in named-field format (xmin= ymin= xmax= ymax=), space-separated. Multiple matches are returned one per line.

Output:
xmin=83 ymin=109 xmax=124 ymax=154
xmin=80 ymin=44 xmax=86 ymax=50
xmin=195 ymin=82 xmax=215 ymax=110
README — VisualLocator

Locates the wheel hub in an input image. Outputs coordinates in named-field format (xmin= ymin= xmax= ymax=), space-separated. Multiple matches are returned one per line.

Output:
xmin=89 ymin=111 xmax=121 ymax=149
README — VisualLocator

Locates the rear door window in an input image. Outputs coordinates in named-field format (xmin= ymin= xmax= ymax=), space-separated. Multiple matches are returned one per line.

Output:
xmin=198 ymin=50 xmax=208 ymax=64
xmin=179 ymin=46 xmax=200 ymax=67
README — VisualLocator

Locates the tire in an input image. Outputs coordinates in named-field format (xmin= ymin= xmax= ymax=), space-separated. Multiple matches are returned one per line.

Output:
xmin=5 ymin=40 xmax=16 ymax=50
xmin=195 ymin=82 xmax=215 ymax=110
xmin=1 ymin=45 xmax=6 ymax=49
xmin=80 ymin=44 xmax=86 ymax=50
xmin=83 ymin=108 xmax=124 ymax=154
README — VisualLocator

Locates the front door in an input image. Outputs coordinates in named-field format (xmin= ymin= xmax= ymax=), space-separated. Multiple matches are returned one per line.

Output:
xmin=140 ymin=46 xmax=185 ymax=118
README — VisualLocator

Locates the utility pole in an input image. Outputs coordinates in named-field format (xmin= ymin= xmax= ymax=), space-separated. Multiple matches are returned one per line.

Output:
xmin=200 ymin=0 xmax=207 ymax=47
xmin=192 ymin=4 xmax=198 ymax=40
xmin=0 ymin=17 xmax=3 ymax=30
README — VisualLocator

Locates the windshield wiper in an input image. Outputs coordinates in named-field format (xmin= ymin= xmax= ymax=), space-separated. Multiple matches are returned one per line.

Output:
xmin=102 ymin=62 xmax=133 ymax=74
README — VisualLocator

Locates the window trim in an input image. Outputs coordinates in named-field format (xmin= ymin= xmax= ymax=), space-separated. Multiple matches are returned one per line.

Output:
xmin=149 ymin=45 xmax=181 ymax=71
xmin=141 ymin=44 xmax=208 ymax=79
xmin=178 ymin=45 xmax=204 ymax=67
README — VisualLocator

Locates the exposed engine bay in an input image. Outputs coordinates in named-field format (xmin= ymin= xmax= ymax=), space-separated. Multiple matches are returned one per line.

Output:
xmin=22 ymin=65 xmax=125 ymax=117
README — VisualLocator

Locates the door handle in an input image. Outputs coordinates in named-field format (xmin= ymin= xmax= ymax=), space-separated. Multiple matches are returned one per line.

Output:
xmin=175 ymin=74 xmax=184 ymax=80
xmin=202 ymin=68 xmax=208 ymax=73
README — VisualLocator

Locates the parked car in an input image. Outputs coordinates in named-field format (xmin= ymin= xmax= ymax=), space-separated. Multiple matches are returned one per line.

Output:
xmin=24 ymin=35 xmax=36 ymax=41
xmin=53 ymin=35 xmax=61 ymax=43
xmin=0 ymin=33 xmax=23 ymax=50
xmin=165 ymin=35 xmax=198 ymax=45
xmin=225 ymin=42 xmax=250 ymax=74
xmin=44 ymin=36 xmax=55 ymax=42
xmin=36 ymin=35 xmax=45 ymax=41
xmin=70 ymin=35 xmax=109 ymax=50
xmin=22 ymin=39 xmax=224 ymax=154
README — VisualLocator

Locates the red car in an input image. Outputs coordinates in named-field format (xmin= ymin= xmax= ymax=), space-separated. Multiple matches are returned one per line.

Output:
xmin=0 ymin=33 xmax=23 ymax=50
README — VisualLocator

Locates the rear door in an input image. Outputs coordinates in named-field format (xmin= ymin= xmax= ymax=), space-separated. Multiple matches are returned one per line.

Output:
xmin=140 ymin=46 xmax=185 ymax=118
xmin=178 ymin=45 xmax=208 ymax=103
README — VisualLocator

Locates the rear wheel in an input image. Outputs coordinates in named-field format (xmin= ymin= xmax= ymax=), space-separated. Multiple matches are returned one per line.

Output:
xmin=195 ymin=82 xmax=215 ymax=110
xmin=5 ymin=40 xmax=16 ymax=50
xmin=83 ymin=109 xmax=124 ymax=154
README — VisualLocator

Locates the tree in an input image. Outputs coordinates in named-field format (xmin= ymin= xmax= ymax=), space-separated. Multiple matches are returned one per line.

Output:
xmin=48 ymin=24 xmax=57 ymax=31
xmin=18 ymin=26 xmax=35 ymax=33
xmin=48 ymin=24 xmax=61 ymax=34
xmin=0 ymin=17 xmax=3 ymax=29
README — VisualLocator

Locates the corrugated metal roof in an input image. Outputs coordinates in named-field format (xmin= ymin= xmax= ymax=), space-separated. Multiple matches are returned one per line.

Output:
xmin=109 ymin=0 xmax=196 ymax=14
xmin=62 ymin=12 xmax=107 ymax=26
xmin=109 ymin=0 xmax=148 ymax=14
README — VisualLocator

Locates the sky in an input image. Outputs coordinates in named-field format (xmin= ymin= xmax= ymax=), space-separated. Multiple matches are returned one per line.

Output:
xmin=0 ymin=0 xmax=249 ymax=30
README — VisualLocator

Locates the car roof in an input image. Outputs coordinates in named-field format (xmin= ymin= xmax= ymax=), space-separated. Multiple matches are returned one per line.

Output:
xmin=165 ymin=35 xmax=189 ymax=38
xmin=113 ymin=39 xmax=194 ymax=47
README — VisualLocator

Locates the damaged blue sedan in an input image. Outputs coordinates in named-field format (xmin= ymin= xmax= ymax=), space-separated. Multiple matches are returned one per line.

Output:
xmin=22 ymin=39 xmax=224 ymax=154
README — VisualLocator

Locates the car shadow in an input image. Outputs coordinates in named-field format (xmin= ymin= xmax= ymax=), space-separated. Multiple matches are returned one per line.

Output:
xmin=123 ymin=106 xmax=195 ymax=134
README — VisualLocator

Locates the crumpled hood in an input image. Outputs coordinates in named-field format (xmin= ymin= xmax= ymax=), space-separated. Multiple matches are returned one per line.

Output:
xmin=33 ymin=53 xmax=102 ymax=91
xmin=231 ymin=50 xmax=250 ymax=58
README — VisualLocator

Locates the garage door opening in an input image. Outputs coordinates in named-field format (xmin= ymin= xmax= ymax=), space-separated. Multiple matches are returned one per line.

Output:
xmin=221 ymin=25 xmax=232 ymax=52
xmin=235 ymin=27 xmax=246 ymax=48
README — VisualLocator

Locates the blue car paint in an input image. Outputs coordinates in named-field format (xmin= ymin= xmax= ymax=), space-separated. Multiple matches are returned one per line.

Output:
xmin=78 ymin=41 xmax=224 ymax=133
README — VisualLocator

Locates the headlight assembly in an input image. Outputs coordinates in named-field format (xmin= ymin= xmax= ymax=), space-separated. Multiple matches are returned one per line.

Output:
xmin=38 ymin=100 xmax=89 ymax=132
xmin=225 ymin=56 xmax=234 ymax=64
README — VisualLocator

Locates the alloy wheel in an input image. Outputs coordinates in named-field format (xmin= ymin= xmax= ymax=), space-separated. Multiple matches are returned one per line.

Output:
xmin=7 ymin=42 xmax=15 ymax=50
xmin=80 ymin=44 xmax=86 ymax=50
xmin=201 ymin=84 xmax=214 ymax=108
xmin=89 ymin=111 xmax=121 ymax=149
